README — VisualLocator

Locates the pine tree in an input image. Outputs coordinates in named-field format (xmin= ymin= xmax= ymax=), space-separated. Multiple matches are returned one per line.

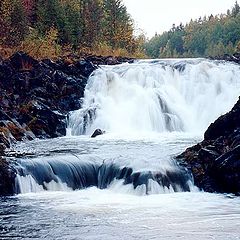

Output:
xmin=102 ymin=0 xmax=134 ymax=50
xmin=0 ymin=0 xmax=28 ymax=45
xmin=79 ymin=0 xmax=104 ymax=48
xmin=232 ymin=1 xmax=240 ymax=17
xmin=35 ymin=0 xmax=64 ymax=38
xmin=60 ymin=0 xmax=81 ymax=47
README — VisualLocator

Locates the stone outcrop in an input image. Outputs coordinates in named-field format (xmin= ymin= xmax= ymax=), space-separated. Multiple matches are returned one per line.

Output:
xmin=0 ymin=51 xmax=97 ymax=144
xmin=177 ymin=97 xmax=240 ymax=195
xmin=91 ymin=129 xmax=105 ymax=138
xmin=209 ymin=52 xmax=240 ymax=64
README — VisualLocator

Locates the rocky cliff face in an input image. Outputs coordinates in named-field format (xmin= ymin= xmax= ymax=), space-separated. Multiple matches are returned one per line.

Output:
xmin=0 ymin=52 xmax=98 ymax=143
xmin=177 ymin=97 xmax=240 ymax=195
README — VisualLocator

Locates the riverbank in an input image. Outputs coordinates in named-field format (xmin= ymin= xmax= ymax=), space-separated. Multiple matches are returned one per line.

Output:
xmin=176 ymin=97 xmax=240 ymax=195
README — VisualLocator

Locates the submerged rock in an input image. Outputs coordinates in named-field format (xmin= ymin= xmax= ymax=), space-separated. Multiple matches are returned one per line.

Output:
xmin=177 ymin=97 xmax=240 ymax=195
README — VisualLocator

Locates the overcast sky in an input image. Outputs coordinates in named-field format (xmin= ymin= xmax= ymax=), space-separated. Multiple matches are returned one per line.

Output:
xmin=123 ymin=0 xmax=237 ymax=38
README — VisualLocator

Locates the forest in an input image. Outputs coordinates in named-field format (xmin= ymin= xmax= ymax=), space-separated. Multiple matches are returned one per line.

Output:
xmin=0 ymin=0 xmax=240 ymax=59
xmin=145 ymin=1 xmax=240 ymax=58
xmin=0 ymin=0 xmax=145 ymax=59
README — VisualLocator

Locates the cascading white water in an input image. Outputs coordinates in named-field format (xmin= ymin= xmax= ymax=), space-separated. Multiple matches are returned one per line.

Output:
xmin=69 ymin=59 xmax=240 ymax=136
xmin=14 ymin=59 xmax=240 ymax=195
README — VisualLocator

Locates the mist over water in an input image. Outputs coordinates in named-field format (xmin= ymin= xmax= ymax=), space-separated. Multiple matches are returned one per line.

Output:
xmin=2 ymin=59 xmax=240 ymax=239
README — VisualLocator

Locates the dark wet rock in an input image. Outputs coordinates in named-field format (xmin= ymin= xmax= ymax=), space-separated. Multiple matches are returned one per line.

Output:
xmin=75 ymin=60 xmax=97 ymax=78
xmin=0 ymin=157 xmax=16 ymax=196
xmin=173 ymin=62 xmax=186 ymax=72
xmin=204 ymin=97 xmax=240 ymax=141
xmin=210 ymin=145 xmax=240 ymax=193
xmin=0 ymin=131 xmax=10 ymax=155
xmin=0 ymin=52 xmax=98 ymax=144
xmin=209 ymin=52 xmax=240 ymax=64
xmin=91 ymin=129 xmax=105 ymax=138
xmin=20 ymin=100 xmax=67 ymax=138
xmin=177 ymin=97 xmax=240 ymax=194
xmin=85 ymin=55 xmax=135 ymax=66
xmin=10 ymin=51 xmax=38 ymax=71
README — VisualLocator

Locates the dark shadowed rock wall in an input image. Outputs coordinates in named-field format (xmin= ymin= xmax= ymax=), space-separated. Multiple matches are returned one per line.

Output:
xmin=177 ymin=97 xmax=240 ymax=195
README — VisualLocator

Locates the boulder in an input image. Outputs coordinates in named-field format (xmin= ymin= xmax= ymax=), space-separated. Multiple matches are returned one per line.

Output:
xmin=21 ymin=100 xmax=67 ymax=138
xmin=209 ymin=53 xmax=240 ymax=64
xmin=75 ymin=60 xmax=97 ymax=78
xmin=177 ymin=98 xmax=240 ymax=194
xmin=210 ymin=145 xmax=240 ymax=193
xmin=91 ymin=129 xmax=105 ymax=138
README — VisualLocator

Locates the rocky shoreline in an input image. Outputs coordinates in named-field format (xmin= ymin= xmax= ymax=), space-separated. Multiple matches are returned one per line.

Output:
xmin=177 ymin=97 xmax=240 ymax=195
xmin=0 ymin=52 xmax=134 ymax=195
xmin=208 ymin=52 xmax=240 ymax=65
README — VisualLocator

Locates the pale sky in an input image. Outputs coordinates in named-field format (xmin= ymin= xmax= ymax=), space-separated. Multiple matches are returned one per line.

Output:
xmin=123 ymin=0 xmax=237 ymax=38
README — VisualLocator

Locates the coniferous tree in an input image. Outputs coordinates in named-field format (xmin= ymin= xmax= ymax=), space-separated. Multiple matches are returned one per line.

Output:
xmin=10 ymin=0 xmax=28 ymax=45
xmin=79 ymin=0 xmax=104 ymax=48
xmin=0 ymin=0 xmax=27 ymax=45
xmin=232 ymin=1 xmax=240 ymax=17
xmin=102 ymin=0 xmax=134 ymax=50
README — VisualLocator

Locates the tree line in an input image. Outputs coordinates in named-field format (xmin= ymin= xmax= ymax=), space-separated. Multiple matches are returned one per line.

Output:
xmin=1 ymin=0 xmax=240 ymax=59
xmin=0 ymin=0 xmax=144 ymax=59
xmin=144 ymin=1 xmax=240 ymax=58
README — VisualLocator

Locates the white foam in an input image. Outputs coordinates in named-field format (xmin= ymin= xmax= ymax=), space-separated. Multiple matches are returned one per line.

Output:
xmin=69 ymin=59 xmax=240 ymax=137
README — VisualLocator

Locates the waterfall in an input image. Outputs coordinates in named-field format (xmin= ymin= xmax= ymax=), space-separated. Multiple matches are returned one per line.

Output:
xmin=69 ymin=59 xmax=240 ymax=136
xmin=14 ymin=59 xmax=240 ymax=195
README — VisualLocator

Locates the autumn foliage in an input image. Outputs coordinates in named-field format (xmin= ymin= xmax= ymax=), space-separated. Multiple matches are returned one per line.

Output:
xmin=0 ymin=0 xmax=145 ymax=59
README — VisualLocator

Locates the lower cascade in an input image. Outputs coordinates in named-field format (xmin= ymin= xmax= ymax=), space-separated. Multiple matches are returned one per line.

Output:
xmin=15 ymin=155 xmax=193 ymax=194
xmin=14 ymin=59 xmax=240 ymax=195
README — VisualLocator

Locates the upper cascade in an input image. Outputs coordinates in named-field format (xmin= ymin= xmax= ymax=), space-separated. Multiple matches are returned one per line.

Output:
xmin=69 ymin=59 xmax=240 ymax=136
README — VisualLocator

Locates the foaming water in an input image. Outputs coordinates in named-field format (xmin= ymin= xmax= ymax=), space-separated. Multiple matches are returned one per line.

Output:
xmin=14 ymin=133 xmax=197 ymax=195
xmin=1 ymin=189 xmax=240 ymax=239
xmin=69 ymin=59 xmax=240 ymax=136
